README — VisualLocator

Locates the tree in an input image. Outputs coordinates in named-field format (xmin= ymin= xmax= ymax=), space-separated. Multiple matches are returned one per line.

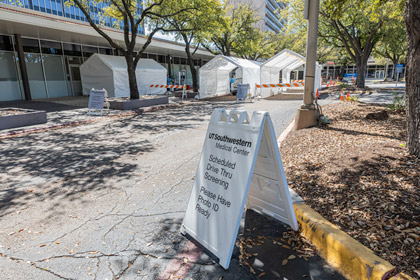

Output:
xmin=374 ymin=18 xmax=406 ymax=80
xmin=66 ymin=0 xmax=195 ymax=99
xmin=405 ymin=0 xmax=420 ymax=157
xmin=157 ymin=0 xmax=222 ymax=92
xmin=201 ymin=3 xmax=259 ymax=57
xmin=318 ymin=0 xmax=402 ymax=88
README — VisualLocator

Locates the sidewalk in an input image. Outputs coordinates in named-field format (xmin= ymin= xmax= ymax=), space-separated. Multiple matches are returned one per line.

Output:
xmin=0 ymin=99 xmax=346 ymax=279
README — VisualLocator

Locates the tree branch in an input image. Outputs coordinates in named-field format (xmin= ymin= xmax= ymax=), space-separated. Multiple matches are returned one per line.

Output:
xmin=71 ymin=0 xmax=124 ymax=52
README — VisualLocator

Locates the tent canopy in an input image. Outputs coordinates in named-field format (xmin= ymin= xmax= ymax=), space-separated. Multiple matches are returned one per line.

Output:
xmin=262 ymin=49 xmax=305 ymax=71
xmin=81 ymin=54 xmax=167 ymax=98
xmin=260 ymin=49 xmax=321 ymax=97
xmin=199 ymin=55 xmax=260 ymax=99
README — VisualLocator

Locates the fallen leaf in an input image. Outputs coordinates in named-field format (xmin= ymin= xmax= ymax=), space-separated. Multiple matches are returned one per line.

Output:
xmin=258 ymin=272 xmax=266 ymax=277
xmin=288 ymin=255 xmax=296 ymax=260
xmin=282 ymin=259 xmax=288 ymax=266
xmin=40 ymin=244 xmax=46 ymax=247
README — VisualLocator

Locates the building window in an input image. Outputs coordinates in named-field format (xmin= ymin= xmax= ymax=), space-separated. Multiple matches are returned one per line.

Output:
xmin=148 ymin=53 xmax=157 ymax=61
xmin=22 ymin=38 xmax=41 ymax=53
xmin=40 ymin=40 xmax=63 ymax=55
xmin=63 ymin=43 xmax=82 ymax=56
xmin=158 ymin=55 xmax=166 ymax=63
xmin=0 ymin=35 xmax=14 ymax=51
xmin=98 ymin=47 xmax=113 ymax=55
xmin=82 ymin=45 xmax=98 ymax=58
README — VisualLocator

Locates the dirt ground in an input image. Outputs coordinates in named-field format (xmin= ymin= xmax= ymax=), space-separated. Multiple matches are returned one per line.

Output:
xmin=280 ymin=102 xmax=420 ymax=278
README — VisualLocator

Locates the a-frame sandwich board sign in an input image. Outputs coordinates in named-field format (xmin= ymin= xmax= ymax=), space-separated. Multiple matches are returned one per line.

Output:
xmin=181 ymin=109 xmax=298 ymax=269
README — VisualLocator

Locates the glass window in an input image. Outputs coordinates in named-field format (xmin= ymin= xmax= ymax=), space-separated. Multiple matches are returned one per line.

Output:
xmin=148 ymin=54 xmax=157 ymax=61
xmin=181 ymin=58 xmax=187 ymax=65
xmin=22 ymin=38 xmax=40 ymax=53
xmin=82 ymin=45 xmax=98 ymax=58
xmin=99 ymin=48 xmax=113 ymax=55
xmin=0 ymin=52 xmax=22 ymax=101
xmin=43 ymin=55 xmax=69 ymax=98
xmin=140 ymin=52 xmax=148 ymax=59
xmin=24 ymin=53 xmax=48 ymax=99
xmin=40 ymin=40 xmax=62 ymax=55
xmin=173 ymin=57 xmax=180 ymax=64
xmin=0 ymin=35 xmax=14 ymax=51
xmin=63 ymin=43 xmax=82 ymax=56
xmin=158 ymin=55 xmax=166 ymax=63
xmin=67 ymin=56 xmax=81 ymax=65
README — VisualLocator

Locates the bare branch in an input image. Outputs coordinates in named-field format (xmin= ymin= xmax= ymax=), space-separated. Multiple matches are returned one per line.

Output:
xmin=71 ymin=0 xmax=124 ymax=52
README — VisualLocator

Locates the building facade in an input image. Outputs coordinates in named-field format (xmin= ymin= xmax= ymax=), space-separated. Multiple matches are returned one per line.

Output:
xmin=230 ymin=0 xmax=286 ymax=33
xmin=0 ymin=0 xmax=213 ymax=102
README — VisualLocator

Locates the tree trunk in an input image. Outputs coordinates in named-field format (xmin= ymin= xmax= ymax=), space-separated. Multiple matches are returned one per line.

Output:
xmin=355 ymin=56 xmax=367 ymax=88
xmin=126 ymin=55 xmax=139 ymax=99
xmin=405 ymin=0 xmax=420 ymax=157
xmin=392 ymin=58 xmax=399 ymax=80
xmin=183 ymin=38 xmax=199 ymax=93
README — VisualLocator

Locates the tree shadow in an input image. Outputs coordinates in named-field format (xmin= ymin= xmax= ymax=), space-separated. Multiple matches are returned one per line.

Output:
xmin=0 ymin=102 xmax=240 ymax=219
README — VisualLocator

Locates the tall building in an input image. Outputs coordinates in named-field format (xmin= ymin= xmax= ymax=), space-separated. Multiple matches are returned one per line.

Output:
xmin=0 ymin=0 xmax=213 ymax=102
xmin=230 ymin=0 xmax=286 ymax=33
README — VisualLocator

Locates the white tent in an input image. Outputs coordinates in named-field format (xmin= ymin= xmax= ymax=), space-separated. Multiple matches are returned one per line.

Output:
xmin=80 ymin=54 xmax=167 ymax=97
xmin=260 ymin=49 xmax=322 ymax=97
xmin=199 ymin=55 xmax=260 ymax=99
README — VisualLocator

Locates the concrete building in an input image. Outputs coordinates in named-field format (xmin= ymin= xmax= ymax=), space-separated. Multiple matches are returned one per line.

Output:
xmin=0 ymin=0 xmax=213 ymax=102
xmin=230 ymin=0 xmax=286 ymax=33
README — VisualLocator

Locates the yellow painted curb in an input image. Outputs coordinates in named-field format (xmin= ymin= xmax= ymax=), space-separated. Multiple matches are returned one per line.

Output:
xmin=294 ymin=203 xmax=396 ymax=280
xmin=389 ymin=273 xmax=415 ymax=280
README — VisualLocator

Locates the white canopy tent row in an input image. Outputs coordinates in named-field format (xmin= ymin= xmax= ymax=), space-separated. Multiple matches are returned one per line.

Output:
xmin=80 ymin=54 xmax=167 ymax=98
xmin=199 ymin=55 xmax=260 ymax=99
xmin=259 ymin=49 xmax=322 ymax=98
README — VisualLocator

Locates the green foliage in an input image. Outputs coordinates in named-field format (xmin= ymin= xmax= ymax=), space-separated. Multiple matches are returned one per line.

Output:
xmin=386 ymin=92 xmax=406 ymax=112
xmin=200 ymin=3 xmax=262 ymax=57
xmin=339 ymin=83 xmax=349 ymax=89
xmin=374 ymin=16 xmax=406 ymax=68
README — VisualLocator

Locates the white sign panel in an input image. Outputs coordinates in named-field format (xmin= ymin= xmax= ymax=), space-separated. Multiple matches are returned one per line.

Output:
xmin=181 ymin=109 xmax=298 ymax=269
xmin=88 ymin=88 xmax=106 ymax=115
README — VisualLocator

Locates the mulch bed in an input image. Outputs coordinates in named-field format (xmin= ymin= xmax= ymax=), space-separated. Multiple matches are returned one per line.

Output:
xmin=0 ymin=109 xmax=26 ymax=116
xmin=280 ymin=102 xmax=420 ymax=278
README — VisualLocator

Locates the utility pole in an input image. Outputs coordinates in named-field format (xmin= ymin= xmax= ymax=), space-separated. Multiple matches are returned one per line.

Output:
xmin=294 ymin=0 xmax=320 ymax=130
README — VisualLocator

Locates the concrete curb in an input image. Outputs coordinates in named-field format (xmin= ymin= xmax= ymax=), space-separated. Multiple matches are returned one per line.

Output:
xmin=277 ymin=121 xmax=414 ymax=280
xmin=0 ymin=101 xmax=192 ymax=140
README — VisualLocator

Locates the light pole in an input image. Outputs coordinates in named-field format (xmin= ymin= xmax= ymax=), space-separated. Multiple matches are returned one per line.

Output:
xmin=294 ymin=0 xmax=320 ymax=130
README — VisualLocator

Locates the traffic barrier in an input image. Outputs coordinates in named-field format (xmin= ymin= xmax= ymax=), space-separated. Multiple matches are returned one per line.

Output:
xmin=149 ymin=84 xmax=187 ymax=99
xmin=149 ymin=84 xmax=184 ymax=89
xmin=291 ymin=80 xmax=304 ymax=83
xmin=255 ymin=82 xmax=304 ymax=88
xmin=333 ymin=81 xmax=336 ymax=86
xmin=316 ymin=89 xmax=319 ymax=99
xmin=346 ymin=93 xmax=350 ymax=101
xmin=340 ymin=94 xmax=344 ymax=101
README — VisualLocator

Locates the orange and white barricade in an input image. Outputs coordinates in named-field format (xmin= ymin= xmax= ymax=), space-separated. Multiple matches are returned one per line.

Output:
xmin=291 ymin=80 xmax=304 ymax=83
xmin=255 ymin=82 xmax=305 ymax=98
xmin=149 ymin=84 xmax=186 ymax=99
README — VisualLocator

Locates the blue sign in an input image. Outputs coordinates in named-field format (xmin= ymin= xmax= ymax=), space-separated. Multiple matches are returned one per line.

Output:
xmin=395 ymin=64 xmax=404 ymax=73
xmin=344 ymin=73 xmax=357 ymax=78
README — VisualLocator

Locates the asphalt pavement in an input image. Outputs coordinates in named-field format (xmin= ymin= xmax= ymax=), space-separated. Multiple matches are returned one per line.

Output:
xmin=0 ymin=97 xmax=342 ymax=280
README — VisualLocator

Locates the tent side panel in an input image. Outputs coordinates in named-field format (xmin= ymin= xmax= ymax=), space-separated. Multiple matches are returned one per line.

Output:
xmin=136 ymin=69 xmax=167 ymax=95
xmin=80 ymin=56 xmax=115 ymax=97
xmin=199 ymin=70 xmax=217 ymax=99
xmin=114 ymin=70 xmax=130 ymax=98
xmin=215 ymin=70 xmax=230 ymax=96
xmin=242 ymin=67 xmax=260 ymax=97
